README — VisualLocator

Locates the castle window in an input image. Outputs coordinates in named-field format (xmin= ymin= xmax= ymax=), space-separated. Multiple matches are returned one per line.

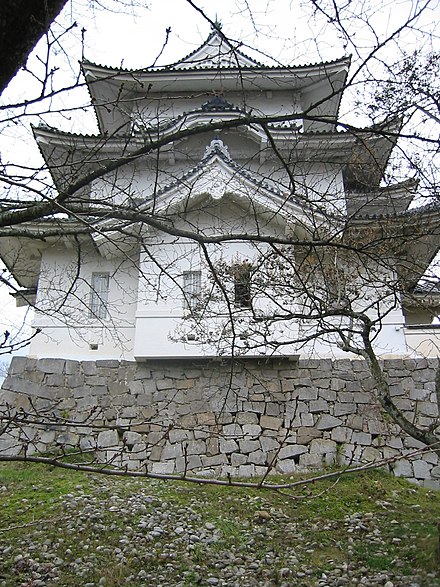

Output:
xmin=89 ymin=272 xmax=110 ymax=319
xmin=233 ymin=263 xmax=252 ymax=309
xmin=183 ymin=270 xmax=202 ymax=311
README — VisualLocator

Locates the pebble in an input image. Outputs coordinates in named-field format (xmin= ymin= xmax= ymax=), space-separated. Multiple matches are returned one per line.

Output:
xmin=1 ymin=483 xmax=435 ymax=587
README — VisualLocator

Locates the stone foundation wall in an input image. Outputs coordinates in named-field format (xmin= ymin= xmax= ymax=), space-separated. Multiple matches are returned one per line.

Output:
xmin=0 ymin=356 xmax=439 ymax=487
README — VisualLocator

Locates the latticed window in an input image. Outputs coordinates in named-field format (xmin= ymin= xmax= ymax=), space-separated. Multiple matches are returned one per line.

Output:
xmin=89 ymin=272 xmax=110 ymax=319
xmin=183 ymin=270 xmax=202 ymax=311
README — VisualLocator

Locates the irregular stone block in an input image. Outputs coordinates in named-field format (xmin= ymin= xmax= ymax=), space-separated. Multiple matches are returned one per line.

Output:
xmin=56 ymin=432 xmax=79 ymax=447
xmin=126 ymin=380 xmax=143 ymax=395
xmin=393 ymin=459 xmax=413 ymax=477
xmin=168 ymin=429 xmax=192 ymax=443
xmin=178 ymin=414 xmax=198 ymax=428
xmin=299 ymin=453 xmax=322 ymax=468
xmin=242 ymin=424 xmax=261 ymax=437
xmin=175 ymin=455 xmax=202 ymax=472
xmin=361 ymin=446 xmax=381 ymax=462
xmin=265 ymin=402 xmax=282 ymax=417
xmin=223 ymin=423 xmax=243 ymax=437
xmin=97 ymin=429 xmax=119 ymax=448
xmin=202 ymin=454 xmax=228 ymax=467
xmin=296 ymin=426 xmax=321 ymax=445
xmin=389 ymin=384 xmax=405 ymax=397
xmin=206 ymin=437 xmax=219 ymax=456
xmin=236 ymin=412 xmax=259 ymax=425
xmin=80 ymin=436 xmax=96 ymax=451
xmin=310 ymin=438 xmax=337 ymax=455
xmin=238 ymin=464 xmax=256 ymax=477
xmin=123 ymin=431 xmax=143 ymax=447
xmin=82 ymin=361 xmax=97 ymax=376
xmin=260 ymin=436 xmax=280 ymax=452
xmin=95 ymin=360 xmax=119 ymax=368
xmin=278 ymin=444 xmax=308 ymax=460
xmin=277 ymin=459 xmax=297 ymax=474
xmin=422 ymin=452 xmax=437 ymax=465
xmin=417 ymin=402 xmax=438 ymax=417
xmin=367 ymin=420 xmax=388 ymax=435
xmin=242 ymin=401 xmax=265 ymax=414
xmin=430 ymin=465 xmax=440 ymax=478
xmin=295 ymin=387 xmax=318 ymax=401
xmin=0 ymin=437 xmax=21 ymax=456
xmin=219 ymin=438 xmax=238 ymax=453
xmin=231 ymin=452 xmax=247 ymax=466
xmin=352 ymin=431 xmax=372 ymax=446
xmin=338 ymin=392 xmax=355 ymax=403
xmin=40 ymin=430 xmax=56 ymax=444
xmin=196 ymin=412 xmax=216 ymax=426
xmin=151 ymin=461 xmax=175 ymax=475
xmin=260 ymin=415 xmax=282 ymax=430
xmin=295 ymin=401 xmax=309 ymax=414
xmin=38 ymin=358 xmax=64 ymax=374
xmin=161 ymin=443 xmax=184 ymax=459
xmin=319 ymin=389 xmax=337 ymax=401
xmin=156 ymin=378 xmax=175 ymax=391
xmin=346 ymin=414 xmax=364 ymax=431
xmin=413 ymin=459 xmax=431 ymax=479
xmin=300 ymin=413 xmax=315 ymax=427
xmin=333 ymin=403 xmax=356 ymax=417
xmin=330 ymin=426 xmax=352 ymax=443
xmin=249 ymin=393 xmax=265 ymax=401
xmin=330 ymin=377 xmax=345 ymax=391
xmin=281 ymin=379 xmax=296 ymax=393
xmin=239 ymin=439 xmax=261 ymax=454
xmin=186 ymin=440 xmax=206 ymax=455
xmin=248 ymin=450 xmax=266 ymax=465
xmin=423 ymin=479 xmax=440 ymax=490
xmin=316 ymin=415 xmax=342 ymax=430
xmin=9 ymin=356 xmax=30 ymax=375
xmin=409 ymin=387 xmax=430 ymax=401
xmin=309 ymin=399 xmax=329 ymax=413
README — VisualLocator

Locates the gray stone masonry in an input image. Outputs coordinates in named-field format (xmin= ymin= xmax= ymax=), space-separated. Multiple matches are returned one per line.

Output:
xmin=0 ymin=356 xmax=439 ymax=487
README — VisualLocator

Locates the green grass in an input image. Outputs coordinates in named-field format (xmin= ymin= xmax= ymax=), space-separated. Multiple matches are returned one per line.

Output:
xmin=0 ymin=463 xmax=440 ymax=586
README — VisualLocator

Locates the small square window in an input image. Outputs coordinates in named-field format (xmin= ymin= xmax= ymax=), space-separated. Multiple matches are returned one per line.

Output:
xmin=89 ymin=272 xmax=109 ymax=319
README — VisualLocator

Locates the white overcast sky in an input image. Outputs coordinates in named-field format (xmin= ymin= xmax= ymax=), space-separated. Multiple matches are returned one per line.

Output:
xmin=0 ymin=0 xmax=439 ymax=356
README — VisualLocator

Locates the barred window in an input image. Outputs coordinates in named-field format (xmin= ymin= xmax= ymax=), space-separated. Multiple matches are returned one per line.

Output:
xmin=183 ymin=270 xmax=202 ymax=311
xmin=89 ymin=272 xmax=110 ymax=319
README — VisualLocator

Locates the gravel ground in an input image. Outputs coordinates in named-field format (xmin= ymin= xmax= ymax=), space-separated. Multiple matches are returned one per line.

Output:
xmin=1 ymin=476 xmax=439 ymax=587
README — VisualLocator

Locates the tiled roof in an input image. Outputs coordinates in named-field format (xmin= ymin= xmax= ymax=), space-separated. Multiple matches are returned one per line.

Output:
xmin=413 ymin=281 xmax=440 ymax=296
xmin=82 ymin=27 xmax=350 ymax=75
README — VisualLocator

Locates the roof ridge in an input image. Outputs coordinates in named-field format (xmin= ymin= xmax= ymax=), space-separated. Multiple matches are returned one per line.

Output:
xmin=165 ymin=28 xmax=266 ymax=70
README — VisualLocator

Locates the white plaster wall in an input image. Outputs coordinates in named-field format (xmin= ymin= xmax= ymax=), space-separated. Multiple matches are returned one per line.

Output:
xmin=133 ymin=201 xmax=408 ymax=359
xmin=26 ymin=202 xmax=409 ymax=361
xmin=29 ymin=244 xmax=138 ymax=360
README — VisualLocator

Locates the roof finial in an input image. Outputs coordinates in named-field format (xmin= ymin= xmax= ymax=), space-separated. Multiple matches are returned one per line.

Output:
xmin=212 ymin=16 xmax=222 ymax=31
